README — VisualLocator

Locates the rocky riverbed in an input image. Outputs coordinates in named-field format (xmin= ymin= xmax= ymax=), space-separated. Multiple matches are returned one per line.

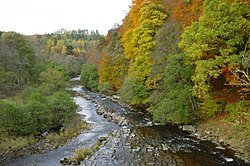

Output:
xmin=2 ymin=83 xmax=249 ymax=166
xmin=72 ymin=86 xmax=249 ymax=166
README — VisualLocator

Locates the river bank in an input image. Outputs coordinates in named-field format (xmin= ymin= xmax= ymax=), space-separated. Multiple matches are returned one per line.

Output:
xmin=73 ymin=87 xmax=249 ymax=165
xmin=85 ymin=91 xmax=250 ymax=164
xmin=2 ymin=84 xmax=249 ymax=165
xmin=0 ymin=113 xmax=88 ymax=163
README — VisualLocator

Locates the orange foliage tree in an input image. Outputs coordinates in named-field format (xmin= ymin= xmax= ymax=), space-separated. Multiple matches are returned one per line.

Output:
xmin=172 ymin=0 xmax=203 ymax=27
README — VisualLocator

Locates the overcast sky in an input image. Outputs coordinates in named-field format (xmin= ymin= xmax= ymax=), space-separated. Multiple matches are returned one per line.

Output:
xmin=1 ymin=0 xmax=132 ymax=35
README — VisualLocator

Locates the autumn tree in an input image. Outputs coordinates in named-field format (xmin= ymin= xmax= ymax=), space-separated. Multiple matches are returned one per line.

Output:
xmin=172 ymin=0 xmax=203 ymax=27
xmin=179 ymin=0 xmax=250 ymax=115
xmin=98 ymin=30 xmax=128 ymax=92
xmin=120 ymin=1 xmax=168 ymax=105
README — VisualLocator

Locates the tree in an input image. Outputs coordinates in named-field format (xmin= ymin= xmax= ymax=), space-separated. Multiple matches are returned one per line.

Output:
xmin=39 ymin=67 xmax=69 ymax=95
xmin=149 ymin=19 xmax=182 ymax=89
xmin=0 ymin=32 xmax=35 ymax=96
xmin=0 ymin=100 xmax=33 ymax=135
xmin=48 ymin=92 xmax=77 ymax=129
xmin=120 ymin=1 xmax=168 ymax=105
xmin=172 ymin=0 xmax=203 ymax=27
xmin=98 ymin=31 xmax=128 ymax=91
xmin=81 ymin=64 xmax=99 ymax=91
xmin=153 ymin=53 xmax=195 ymax=124
xmin=179 ymin=0 xmax=250 ymax=101
xmin=26 ymin=92 xmax=52 ymax=135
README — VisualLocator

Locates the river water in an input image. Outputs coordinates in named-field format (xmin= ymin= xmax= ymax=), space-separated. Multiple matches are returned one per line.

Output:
xmin=2 ymin=78 xmax=249 ymax=166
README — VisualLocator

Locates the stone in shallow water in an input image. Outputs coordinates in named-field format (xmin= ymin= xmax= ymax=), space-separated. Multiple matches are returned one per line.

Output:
xmin=225 ymin=157 xmax=234 ymax=162
xmin=182 ymin=125 xmax=196 ymax=132
xmin=215 ymin=146 xmax=226 ymax=150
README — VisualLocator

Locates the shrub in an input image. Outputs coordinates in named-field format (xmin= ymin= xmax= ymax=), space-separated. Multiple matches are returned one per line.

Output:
xmin=98 ymin=82 xmax=115 ymax=96
xmin=0 ymin=101 xmax=33 ymax=135
xmin=48 ymin=91 xmax=77 ymax=129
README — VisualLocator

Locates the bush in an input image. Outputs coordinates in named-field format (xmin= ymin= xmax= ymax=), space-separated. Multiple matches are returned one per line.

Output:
xmin=48 ymin=91 xmax=77 ymax=129
xmin=153 ymin=85 xmax=193 ymax=124
xmin=200 ymin=99 xmax=223 ymax=118
xmin=98 ymin=82 xmax=115 ymax=96
xmin=0 ymin=90 xmax=77 ymax=136
xmin=39 ymin=68 xmax=69 ymax=95
xmin=225 ymin=101 xmax=249 ymax=124
xmin=0 ymin=101 xmax=33 ymax=135
xmin=26 ymin=92 xmax=52 ymax=135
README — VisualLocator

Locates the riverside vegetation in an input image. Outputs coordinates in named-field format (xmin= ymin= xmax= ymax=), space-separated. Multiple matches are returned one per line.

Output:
xmin=0 ymin=31 xmax=99 ymax=160
xmin=0 ymin=0 xmax=250 ymax=162
xmin=80 ymin=0 xmax=250 ymax=160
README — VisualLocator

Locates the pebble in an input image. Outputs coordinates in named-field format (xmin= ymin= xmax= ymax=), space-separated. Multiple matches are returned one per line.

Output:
xmin=216 ymin=146 xmax=226 ymax=150
xmin=225 ymin=157 xmax=234 ymax=162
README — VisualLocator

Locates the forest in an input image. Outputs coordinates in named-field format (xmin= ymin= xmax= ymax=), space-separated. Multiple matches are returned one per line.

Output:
xmin=0 ymin=0 xmax=250 ymax=161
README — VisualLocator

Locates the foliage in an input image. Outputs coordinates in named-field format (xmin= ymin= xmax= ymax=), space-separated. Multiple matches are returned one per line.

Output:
xmin=152 ymin=53 xmax=195 ymax=124
xmin=0 ymin=90 xmax=77 ymax=136
xmin=199 ymin=98 xmax=223 ymax=118
xmin=172 ymin=0 xmax=203 ymax=26
xmin=119 ymin=77 xmax=149 ymax=105
xmin=26 ymin=92 xmax=52 ymax=135
xmin=39 ymin=67 xmax=69 ymax=95
xmin=98 ymin=31 xmax=129 ymax=90
xmin=0 ymin=32 xmax=35 ymax=97
xmin=0 ymin=62 xmax=75 ymax=136
xmin=98 ymin=82 xmax=115 ymax=96
xmin=225 ymin=100 xmax=250 ymax=124
xmin=81 ymin=64 xmax=99 ymax=91
xmin=48 ymin=92 xmax=77 ymax=129
xmin=120 ymin=1 xmax=168 ymax=105
xmin=180 ymin=0 xmax=250 ymax=100
xmin=0 ymin=100 xmax=33 ymax=135
xmin=35 ymin=29 xmax=102 ymax=56
xmin=149 ymin=20 xmax=183 ymax=107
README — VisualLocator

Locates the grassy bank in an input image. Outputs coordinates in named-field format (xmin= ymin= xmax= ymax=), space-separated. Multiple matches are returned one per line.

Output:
xmin=197 ymin=111 xmax=250 ymax=161
xmin=0 ymin=114 xmax=88 ymax=161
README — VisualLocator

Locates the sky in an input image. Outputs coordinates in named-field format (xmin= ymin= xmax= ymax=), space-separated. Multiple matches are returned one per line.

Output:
xmin=0 ymin=0 xmax=132 ymax=35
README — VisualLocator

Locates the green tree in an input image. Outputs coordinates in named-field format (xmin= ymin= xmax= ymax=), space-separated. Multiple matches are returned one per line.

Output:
xmin=119 ymin=77 xmax=149 ymax=105
xmin=152 ymin=53 xmax=195 ymax=124
xmin=0 ymin=101 xmax=32 ymax=135
xmin=149 ymin=20 xmax=183 ymax=107
xmin=26 ymin=92 xmax=52 ymax=135
xmin=39 ymin=67 xmax=69 ymax=95
xmin=48 ymin=91 xmax=77 ymax=129
xmin=81 ymin=64 xmax=99 ymax=91
xmin=0 ymin=32 xmax=35 ymax=96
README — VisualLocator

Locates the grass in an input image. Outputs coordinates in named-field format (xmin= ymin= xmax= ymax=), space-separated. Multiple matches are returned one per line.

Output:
xmin=0 ymin=129 xmax=36 ymax=156
xmin=0 ymin=113 xmax=88 ymax=159
xmin=73 ymin=147 xmax=92 ymax=162
xmin=70 ymin=136 xmax=107 ymax=163
xmin=45 ymin=114 xmax=88 ymax=145
xmin=197 ymin=110 xmax=250 ymax=161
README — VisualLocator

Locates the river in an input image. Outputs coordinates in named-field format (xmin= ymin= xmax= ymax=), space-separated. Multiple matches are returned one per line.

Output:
xmin=2 ymin=77 xmax=249 ymax=166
